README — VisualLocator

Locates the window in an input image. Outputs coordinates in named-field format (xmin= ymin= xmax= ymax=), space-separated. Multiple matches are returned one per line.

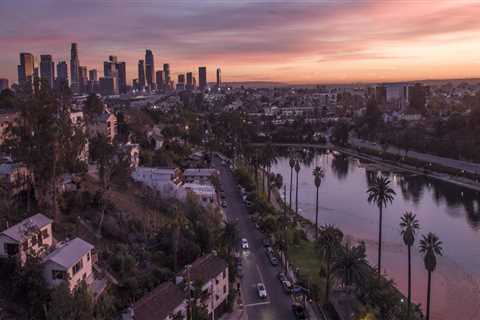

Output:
xmin=215 ymin=279 xmax=219 ymax=285
xmin=41 ymin=228 xmax=49 ymax=239
xmin=30 ymin=236 xmax=37 ymax=246
xmin=87 ymin=251 xmax=90 ymax=261
xmin=4 ymin=243 xmax=19 ymax=256
xmin=52 ymin=270 xmax=66 ymax=280
xmin=223 ymin=285 xmax=226 ymax=294
xmin=72 ymin=258 xmax=84 ymax=275
xmin=222 ymin=271 xmax=226 ymax=279
xmin=37 ymin=233 xmax=43 ymax=245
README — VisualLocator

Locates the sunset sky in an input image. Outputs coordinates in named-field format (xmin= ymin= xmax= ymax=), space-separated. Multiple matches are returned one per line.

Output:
xmin=2 ymin=0 xmax=480 ymax=84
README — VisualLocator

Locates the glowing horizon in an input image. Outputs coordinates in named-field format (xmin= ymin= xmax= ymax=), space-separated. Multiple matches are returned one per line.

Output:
xmin=2 ymin=0 xmax=480 ymax=85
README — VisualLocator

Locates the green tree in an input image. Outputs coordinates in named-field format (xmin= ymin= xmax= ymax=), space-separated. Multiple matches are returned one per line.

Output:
xmin=400 ymin=211 xmax=420 ymax=318
xmin=317 ymin=224 xmax=343 ymax=303
xmin=220 ymin=221 xmax=239 ymax=258
xmin=333 ymin=241 xmax=367 ymax=288
xmin=367 ymin=176 xmax=396 ymax=275
xmin=313 ymin=166 xmax=325 ymax=240
xmin=419 ymin=233 xmax=443 ymax=320
xmin=289 ymin=156 xmax=295 ymax=210
xmin=331 ymin=121 xmax=350 ymax=146
xmin=84 ymin=94 xmax=104 ymax=121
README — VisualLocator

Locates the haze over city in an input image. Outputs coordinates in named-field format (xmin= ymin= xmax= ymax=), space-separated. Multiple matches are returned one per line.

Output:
xmin=2 ymin=0 xmax=480 ymax=84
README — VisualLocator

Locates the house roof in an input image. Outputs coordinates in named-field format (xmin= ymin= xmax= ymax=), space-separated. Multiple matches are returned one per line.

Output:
xmin=187 ymin=254 xmax=228 ymax=285
xmin=134 ymin=281 xmax=185 ymax=320
xmin=183 ymin=168 xmax=218 ymax=177
xmin=1 ymin=213 xmax=52 ymax=242
xmin=44 ymin=238 xmax=93 ymax=269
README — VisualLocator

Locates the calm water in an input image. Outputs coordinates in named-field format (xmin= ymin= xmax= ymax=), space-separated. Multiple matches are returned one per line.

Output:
xmin=272 ymin=150 xmax=480 ymax=319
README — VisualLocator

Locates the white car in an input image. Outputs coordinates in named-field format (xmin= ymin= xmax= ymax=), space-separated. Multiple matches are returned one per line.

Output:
xmin=257 ymin=283 xmax=267 ymax=299
xmin=241 ymin=238 xmax=249 ymax=250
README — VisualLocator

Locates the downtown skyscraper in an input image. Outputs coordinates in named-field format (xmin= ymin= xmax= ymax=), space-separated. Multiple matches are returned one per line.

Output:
xmin=145 ymin=49 xmax=155 ymax=90
xmin=163 ymin=64 xmax=170 ymax=90
xmin=198 ymin=66 xmax=207 ymax=90
xmin=70 ymin=43 xmax=80 ymax=93
xmin=56 ymin=61 xmax=68 ymax=89
xmin=138 ymin=60 xmax=145 ymax=91
xmin=216 ymin=68 xmax=222 ymax=88
xmin=17 ymin=52 xmax=35 ymax=85
xmin=40 ymin=55 xmax=55 ymax=89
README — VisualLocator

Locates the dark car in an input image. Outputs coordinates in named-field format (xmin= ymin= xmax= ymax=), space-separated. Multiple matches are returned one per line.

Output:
xmin=277 ymin=272 xmax=287 ymax=282
xmin=292 ymin=303 xmax=307 ymax=319
xmin=263 ymin=239 xmax=272 ymax=247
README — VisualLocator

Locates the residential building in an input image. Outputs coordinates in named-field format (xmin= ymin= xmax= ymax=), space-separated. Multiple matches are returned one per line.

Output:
xmin=198 ymin=66 xmax=207 ymax=90
xmin=120 ymin=142 xmax=140 ymax=168
xmin=0 ymin=161 xmax=31 ymax=196
xmin=42 ymin=237 xmax=95 ymax=291
xmin=183 ymin=183 xmax=217 ymax=207
xmin=87 ymin=109 xmax=117 ymax=142
xmin=138 ymin=60 xmax=146 ymax=91
xmin=131 ymin=281 xmax=187 ymax=320
xmin=145 ymin=49 xmax=155 ymax=90
xmin=0 ymin=213 xmax=53 ymax=266
xmin=17 ymin=52 xmax=35 ymax=85
xmin=0 ymin=79 xmax=9 ymax=91
xmin=131 ymin=167 xmax=183 ymax=198
xmin=184 ymin=254 xmax=229 ymax=318
xmin=0 ymin=110 xmax=19 ymax=145
xmin=70 ymin=43 xmax=80 ymax=93
xmin=183 ymin=168 xmax=219 ymax=185
xmin=40 ymin=54 xmax=55 ymax=89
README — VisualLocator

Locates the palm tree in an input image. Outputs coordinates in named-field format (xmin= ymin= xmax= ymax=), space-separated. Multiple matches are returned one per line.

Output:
xmin=289 ymin=156 xmax=296 ymax=210
xmin=313 ymin=166 xmax=325 ymax=240
xmin=367 ymin=175 xmax=396 ymax=275
xmin=400 ymin=211 xmax=420 ymax=318
xmin=419 ymin=233 xmax=443 ymax=320
xmin=318 ymin=224 xmax=343 ymax=303
xmin=294 ymin=160 xmax=301 ymax=215
xmin=333 ymin=241 xmax=367 ymax=289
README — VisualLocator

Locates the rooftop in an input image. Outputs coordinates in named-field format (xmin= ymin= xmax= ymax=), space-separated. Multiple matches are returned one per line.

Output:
xmin=133 ymin=281 xmax=185 ymax=320
xmin=183 ymin=168 xmax=218 ymax=177
xmin=186 ymin=254 xmax=228 ymax=285
xmin=1 ymin=213 xmax=52 ymax=242
xmin=44 ymin=237 xmax=93 ymax=269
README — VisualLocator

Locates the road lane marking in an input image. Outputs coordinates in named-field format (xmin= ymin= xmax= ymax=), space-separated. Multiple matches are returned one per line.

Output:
xmin=242 ymin=301 xmax=271 ymax=307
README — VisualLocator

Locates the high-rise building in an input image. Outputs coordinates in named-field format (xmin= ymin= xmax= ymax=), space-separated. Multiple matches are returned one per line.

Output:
xmin=216 ymin=68 xmax=221 ymax=88
xmin=117 ymin=62 xmax=127 ymax=94
xmin=79 ymin=66 xmax=88 ymax=93
xmin=17 ymin=52 xmax=35 ymax=85
xmin=186 ymin=72 xmax=194 ymax=90
xmin=40 ymin=55 xmax=55 ymax=89
xmin=0 ymin=79 xmax=9 ymax=91
xmin=176 ymin=74 xmax=185 ymax=91
xmin=70 ymin=43 xmax=80 ymax=93
xmin=89 ymin=69 xmax=98 ymax=82
xmin=100 ymin=77 xmax=118 ymax=96
xmin=198 ymin=66 xmax=207 ymax=90
xmin=56 ymin=61 xmax=68 ymax=89
xmin=163 ymin=64 xmax=170 ymax=89
xmin=138 ymin=60 xmax=145 ymax=91
xmin=155 ymin=71 xmax=164 ymax=91
xmin=145 ymin=49 xmax=155 ymax=90
xmin=103 ymin=56 xmax=126 ymax=93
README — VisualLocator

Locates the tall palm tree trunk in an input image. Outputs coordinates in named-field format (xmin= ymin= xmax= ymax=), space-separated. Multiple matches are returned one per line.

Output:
xmin=267 ymin=165 xmax=271 ymax=201
xmin=315 ymin=186 xmax=319 ymax=240
xmin=377 ymin=205 xmax=383 ymax=275
xmin=289 ymin=167 xmax=293 ymax=210
xmin=295 ymin=171 xmax=299 ymax=215
xmin=426 ymin=271 xmax=432 ymax=320
xmin=407 ymin=245 xmax=412 ymax=318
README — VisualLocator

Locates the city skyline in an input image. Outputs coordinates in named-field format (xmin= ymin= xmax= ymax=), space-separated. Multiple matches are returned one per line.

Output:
xmin=2 ymin=1 xmax=480 ymax=85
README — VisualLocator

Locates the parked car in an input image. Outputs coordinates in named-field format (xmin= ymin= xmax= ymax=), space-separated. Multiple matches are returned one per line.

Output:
xmin=281 ymin=280 xmax=293 ymax=293
xmin=277 ymin=272 xmax=287 ymax=282
xmin=263 ymin=239 xmax=272 ymax=247
xmin=241 ymin=238 xmax=249 ymax=250
xmin=257 ymin=283 xmax=268 ymax=299
xmin=221 ymin=200 xmax=227 ymax=208
xmin=292 ymin=303 xmax=307 ymax=319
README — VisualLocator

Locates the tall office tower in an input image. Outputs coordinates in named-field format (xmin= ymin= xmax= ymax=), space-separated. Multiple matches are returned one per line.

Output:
xmin=138 ymin=60 xmax=145 ymax=91
xmin=116 ymin=62 xmax=126 ymax=93
xmin=89 ymin=69 xmax=98 ymax=82
xmin=17 ymin=52 xmax=35 ymax=85
xmin=132 ymin=79 xmax=138 ymax=91
xmin=0 ymin=79 xmax=9 ymax=91
xmin=163 ymin=64 xmax=170 ymax=89
xmin=39 ymin=55 xmax=55 ymax=89
xmin=79 ymin=66 xmax=88 ymax=93
xmin=70 ymin=43 xmax=80 ymax=93
xmin=176 ymin=74 xmax=185 ymax=90
xmin=216 ymin=68 xmax=221 ymax=88
xmin=198 ymin=66 xmax=207 ymax=90
xmin=186 ymin=72 xmax=194 ymax=90
xmin=56 ymin=61 xmax=68 ymax=89
xmin=145 ymin=49 xmax=155 ymax=90
xmin=99 ymin=77 xmax=118 ymax=96
xmin=155 ymin=71 xmax=164 ymax=90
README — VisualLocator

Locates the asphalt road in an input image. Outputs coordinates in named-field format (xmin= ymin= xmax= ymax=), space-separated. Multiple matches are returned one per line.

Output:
xmin=213 ymin=156 xmax=296 ymax=320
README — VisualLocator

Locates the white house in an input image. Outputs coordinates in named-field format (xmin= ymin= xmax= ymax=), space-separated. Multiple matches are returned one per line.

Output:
xmin=43 ymin=237 xmax=94 ymax=291
xmin=131 ymin=167 xmax=184 ymax=198
xmin=0 ymin=213 xmax=53 ymax=265
xmin=183 ymin=168 xmax=219 ymax=185
xmin=182 ymin=183 xmax=218 ymax=208
xmin=186 ymin=254 xmax=229 ymax=318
